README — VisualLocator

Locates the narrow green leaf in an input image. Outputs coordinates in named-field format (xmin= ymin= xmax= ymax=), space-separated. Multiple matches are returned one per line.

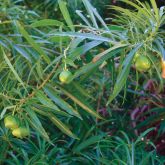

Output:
xmin=14 ymin=45 xmax=32 ymax=62
xmin=73 ymin=135 xmax=104 ymax=152
xmin=91 ymin=5 xmax=110 ymax=31
xmin=44 ymin=86 xmax=82 ymax=119
xmin=150 ymin=0 xmax=159 ymax=21
xmin=69 ymin=40 xmax=103 ymax=61
xmin=120 ymin=0 xmax=153 ymax=19
xmin=92 ymin=44 xmax=128 ymax=62
xmin=1 ymin=47 xmax=27 ymax=91
xmin=48 ymin=32 xmax=116 ymax=43
xmin=55 ymin=83 xmax=103 ymax=119
xmin=58 ymin=0 xmax=75 ymax=31
xmin=49 ymin=36 xmax=70 ymax=43
xmin=49 ymin=115 xmax=78 ymax=139
xmin=71 ymin=82 xmax=95 ymax=100
xmin=35 ymin=90 xmax=62 ymax=112
xmin=76 ymin=10 xmax=92 ymax=27
xmin=73 ymin=44 xmax=127 ymax=79
xmin=31 ymin=19 xmax=64 ymax=28
xmin=135 ymin=127 xmax=155 ymax=145
xmin=107 ymin=44 xmax=142 ymax=105
xmin=31 ymin=107 xmax=77 ymax=139
xmin=32 ymin=104 xmax=70 ymax=117
xmin=25 ymin=107 xmax=50 ymax=142
xmin=17 ymin=21 xmax=50 ymax=64
xmin=155 ymin=39 xmax=165 ymax=60
xmin=82 ymin=0 xmax=98 ymax=28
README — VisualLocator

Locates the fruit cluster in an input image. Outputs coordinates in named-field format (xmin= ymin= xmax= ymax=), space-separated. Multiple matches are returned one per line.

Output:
xmin=4 ymin=115 xmax=30 ymax=139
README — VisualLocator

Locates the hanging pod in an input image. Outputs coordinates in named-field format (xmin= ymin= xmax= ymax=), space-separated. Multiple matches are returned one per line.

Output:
xmin=135 ymin=55 xmax=151 ymax=72
xmin=4 ymin=115 xmax=20 ymax=130
xmin=12 ymin=127 xmax=30 ymax=139
xmin=59 ymin=70 xmax=73 ymax=84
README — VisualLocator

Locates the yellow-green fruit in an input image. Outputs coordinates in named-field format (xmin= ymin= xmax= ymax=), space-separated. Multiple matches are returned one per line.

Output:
xmin=59 ymin=70 xmax=72 ymax=84
xmin=12 ymin=127 xmax=30 ymax=138
xmin=4 ymin=115 xmax=19 ymax=130
xmin=135 ymin=55 xmax=151 ymax=72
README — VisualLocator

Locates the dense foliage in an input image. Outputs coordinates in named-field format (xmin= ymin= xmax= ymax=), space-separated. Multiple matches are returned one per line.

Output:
xmin=0 ymin=0 xmax=165 ymax=164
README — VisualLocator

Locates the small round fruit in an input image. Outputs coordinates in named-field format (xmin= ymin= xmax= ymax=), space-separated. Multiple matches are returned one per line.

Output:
xmin=59 ymin=70 xmax=72 ymax=84
xmin=4 ymin=115 xmax=19 ymax=130
xmin=135 ymin=55 xmax=151 ymax=72
xmin=12 ymin=127 xmax=30 ymax=138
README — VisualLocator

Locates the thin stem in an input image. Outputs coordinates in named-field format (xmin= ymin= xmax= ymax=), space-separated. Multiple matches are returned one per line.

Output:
xmin=18 ymin=62 xmax=60 ymax=107
xmin=63 ymin=38 xmax=74 ymax=70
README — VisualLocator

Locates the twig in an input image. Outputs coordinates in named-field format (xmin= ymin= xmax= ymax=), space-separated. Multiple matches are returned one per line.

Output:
xmin=19 ymin=62 xmax=60 ymax=106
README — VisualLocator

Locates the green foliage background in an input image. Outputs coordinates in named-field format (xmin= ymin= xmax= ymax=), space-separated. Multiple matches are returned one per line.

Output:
xmin=0 ymin=0 xmax=165 ymax=164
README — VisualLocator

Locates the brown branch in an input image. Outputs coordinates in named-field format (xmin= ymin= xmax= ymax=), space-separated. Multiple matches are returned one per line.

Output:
xmin=19 ymin=62 xmax=60 ymax=106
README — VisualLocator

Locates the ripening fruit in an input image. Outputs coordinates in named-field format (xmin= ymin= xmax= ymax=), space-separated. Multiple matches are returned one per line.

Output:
xmin=161 ymin=59 xmax=165 ymax=79
xmin=12 ymin=127 xmax=30 ymax=138
xmin=135 ymin=55 xmax=151 ymax=72
xmin=59 ymin=70 xmax=72 ymax=84
xmin=4 ymin=115 xmax=19 ymax=130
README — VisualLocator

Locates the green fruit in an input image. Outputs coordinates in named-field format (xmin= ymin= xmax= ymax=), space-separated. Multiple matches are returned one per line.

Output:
xmin=59 ymin=70 xmax=72 ymax=84
xmin=135 ymin=55 xmax=151 ymax=72
xmin=12 ymin=127 xmax=30 ymax=138
xmin=4 ymin=115 xmax=19 ymax=130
